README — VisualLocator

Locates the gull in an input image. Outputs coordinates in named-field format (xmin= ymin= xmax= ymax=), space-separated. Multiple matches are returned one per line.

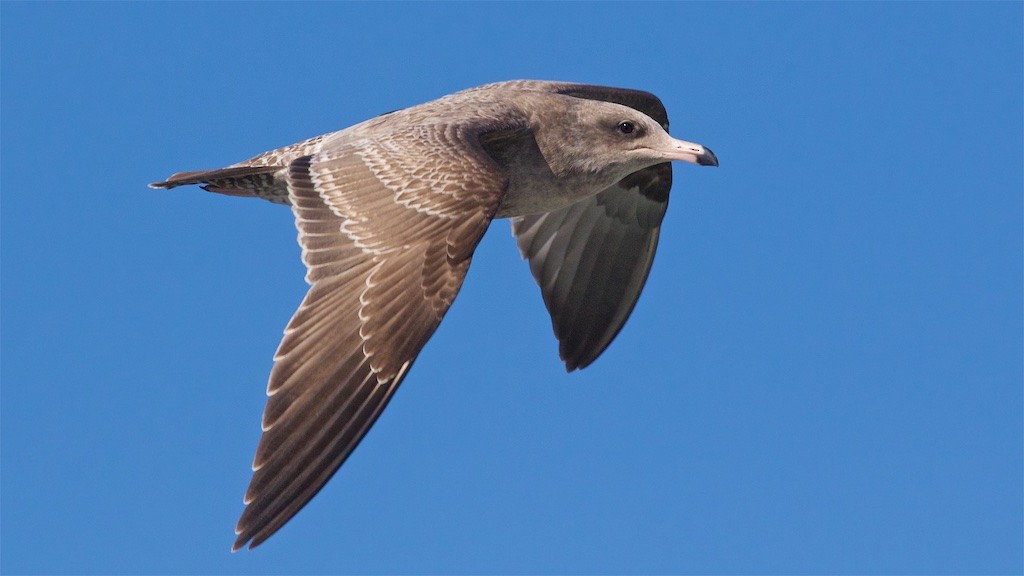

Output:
xmin=150 ymin=80 xmax=718 ymax=550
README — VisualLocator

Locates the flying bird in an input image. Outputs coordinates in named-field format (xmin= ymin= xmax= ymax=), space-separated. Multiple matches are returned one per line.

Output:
xmin=150 ymin=80 xmax=718 ymax=550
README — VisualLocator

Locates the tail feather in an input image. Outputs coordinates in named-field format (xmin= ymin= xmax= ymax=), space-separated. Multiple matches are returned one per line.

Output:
xmin=149 ymin=165 xmax=290 ymax=204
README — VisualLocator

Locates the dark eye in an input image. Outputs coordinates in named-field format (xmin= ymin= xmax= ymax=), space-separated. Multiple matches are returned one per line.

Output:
xmin=617 ymin=121 xmax=635 ymax=134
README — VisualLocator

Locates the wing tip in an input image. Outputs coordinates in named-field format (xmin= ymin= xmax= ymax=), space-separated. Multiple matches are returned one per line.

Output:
xmin=232 ymin=521 xmax=265 ymax=552
xmin=231 ymin=527 xmax=248 ymax=552
xmin=562 ymin=355 xmax=594 ymax=372
xmin=233 ymin=521 xmax=275 ymax=552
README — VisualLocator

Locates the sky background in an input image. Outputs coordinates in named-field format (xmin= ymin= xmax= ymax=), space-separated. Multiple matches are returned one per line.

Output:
xmin=2 ymin=3 xmax=1021 ymax=574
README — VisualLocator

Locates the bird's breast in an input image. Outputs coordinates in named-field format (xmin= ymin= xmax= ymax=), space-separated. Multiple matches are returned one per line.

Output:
xmin=484 ymin=130 xmax=606 ymax=219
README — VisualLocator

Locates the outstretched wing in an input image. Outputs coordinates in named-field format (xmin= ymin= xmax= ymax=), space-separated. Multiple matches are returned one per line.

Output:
xmin=511 ymin=163 xmax=670 ymax=371
xmin=233 ymin=121 xmax=515 ymax=550
xmin=507 ymin=82 xmax=673 ymax=371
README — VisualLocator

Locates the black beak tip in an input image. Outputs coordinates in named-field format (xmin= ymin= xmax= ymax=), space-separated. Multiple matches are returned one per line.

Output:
xmin=698 ymin=147 xmax=719 ymax=167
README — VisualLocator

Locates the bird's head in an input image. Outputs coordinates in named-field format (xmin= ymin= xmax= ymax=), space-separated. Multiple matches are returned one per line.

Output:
xmin=533 ymin=98 xmax=718 ymax=189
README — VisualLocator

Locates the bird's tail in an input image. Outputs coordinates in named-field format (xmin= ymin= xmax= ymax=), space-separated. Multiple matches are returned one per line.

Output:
xmin=149 ymin=165 xmax=290 ymax=204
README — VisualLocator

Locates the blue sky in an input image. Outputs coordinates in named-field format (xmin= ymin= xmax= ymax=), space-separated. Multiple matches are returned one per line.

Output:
xmin=2 ymin=2 xmax=1021 ymax=574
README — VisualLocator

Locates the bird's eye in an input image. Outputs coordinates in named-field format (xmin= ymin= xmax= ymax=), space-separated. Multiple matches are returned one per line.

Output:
xmin=618 ymin=121 xmax=635 ymax=134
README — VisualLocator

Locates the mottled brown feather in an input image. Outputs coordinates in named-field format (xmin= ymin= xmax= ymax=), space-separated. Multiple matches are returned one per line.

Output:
xmin=232 ymin=120 xmax=514 ymax=550
xmin=147 ymin=80 xmax=714 ymax=551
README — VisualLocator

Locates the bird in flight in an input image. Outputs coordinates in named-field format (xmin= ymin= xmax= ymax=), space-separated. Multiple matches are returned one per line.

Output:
xmin=151 ymin=80 xmax=718 ymax=550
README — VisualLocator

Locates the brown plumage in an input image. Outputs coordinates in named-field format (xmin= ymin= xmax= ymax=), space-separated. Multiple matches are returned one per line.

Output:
xmin=150 ymin=80 xmax=718 ymax=550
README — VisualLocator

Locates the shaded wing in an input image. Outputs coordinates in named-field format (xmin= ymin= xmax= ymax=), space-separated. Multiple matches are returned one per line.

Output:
xmin=498 ymin=82 xmax=673 ymax=370
xmin=511 ymin=164 xmax=670 ymax=371
xmin=233 ymin=121 xmax=512 ymax=550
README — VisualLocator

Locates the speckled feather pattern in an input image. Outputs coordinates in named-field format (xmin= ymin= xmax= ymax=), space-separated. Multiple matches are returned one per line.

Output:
xmin=148 ymin=80 xmax=713 ymax=550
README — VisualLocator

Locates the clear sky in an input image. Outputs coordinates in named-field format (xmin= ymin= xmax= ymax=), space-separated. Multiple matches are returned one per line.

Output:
xmin=2 ymin=2 xmax=1021 ymax=574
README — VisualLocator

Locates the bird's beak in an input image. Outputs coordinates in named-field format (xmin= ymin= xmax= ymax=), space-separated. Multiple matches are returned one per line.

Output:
xmin=662 ymin=137 xmax=719 ymax=167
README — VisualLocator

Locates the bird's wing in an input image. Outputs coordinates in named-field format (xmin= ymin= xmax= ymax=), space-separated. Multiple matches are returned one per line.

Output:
xmin=511 ymin=163 xmax=671 ymax=371
xmin=233 ymin=120 xmax=515 ymax=550
xmin=503 ymin=82 xmax=673 ymax=370
xmin=468 ymin=80 xmax=670 ymax=130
